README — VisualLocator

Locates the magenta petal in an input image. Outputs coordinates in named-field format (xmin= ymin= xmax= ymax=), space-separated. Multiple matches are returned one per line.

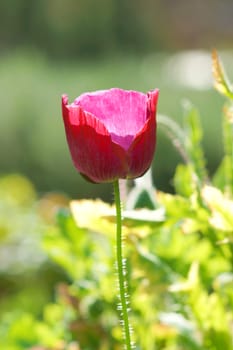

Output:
xmin=62 ymin=96 xmax=128 ymax=183
xmin=127 ymin=115 xmax=156 ymax=178
xmin=74 ymin=88 xmax=148 ymax=150
xmin=147 ymin=89 xmax=159 ymax=116
xmin=127 ymin=89 xmax=159 ymax=178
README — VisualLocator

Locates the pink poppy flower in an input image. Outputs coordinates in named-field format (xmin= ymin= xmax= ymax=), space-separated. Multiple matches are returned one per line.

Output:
xmin=62 ymin=88 xmax=159 ymax=183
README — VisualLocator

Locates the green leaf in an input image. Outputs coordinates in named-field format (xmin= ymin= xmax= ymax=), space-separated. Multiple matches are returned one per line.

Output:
xmin=174 ymin=164 xmax=196 ymax=197
xmin=212 ymin=157 xmax=228 ymax=191
xmin=133 ymin=241 xmax=178 ymax=283
xmin=222 ymin=106 xmax=233 ymax=195
xmin=183 ymin=100 xmax=208 ymax=185
xmin=158 ymin=191 xmax=194 ymax=221
xmin=190 ymin=288 xmax=233 ymax=350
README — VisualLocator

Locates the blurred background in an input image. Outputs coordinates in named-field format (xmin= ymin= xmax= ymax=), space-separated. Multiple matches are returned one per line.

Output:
xmin=1 ymin=0 xmax=233 ymax=344
xmin=1 ymin=0 xmax=233 ymax=199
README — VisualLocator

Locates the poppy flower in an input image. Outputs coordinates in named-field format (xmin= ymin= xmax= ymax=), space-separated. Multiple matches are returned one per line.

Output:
xmin=62 ymin=88 xmax=159 ymax=183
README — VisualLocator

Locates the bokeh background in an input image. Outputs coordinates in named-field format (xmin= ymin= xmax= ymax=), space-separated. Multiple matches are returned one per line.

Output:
xmin=1 ymin=1 xmax=233 ymax=346
xmin=1 ymin=0 xmax=233 ymax=199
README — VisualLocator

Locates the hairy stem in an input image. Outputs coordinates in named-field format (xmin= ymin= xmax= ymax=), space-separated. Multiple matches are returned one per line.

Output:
xmin=113 ymin=180 xmax=133 ymax=350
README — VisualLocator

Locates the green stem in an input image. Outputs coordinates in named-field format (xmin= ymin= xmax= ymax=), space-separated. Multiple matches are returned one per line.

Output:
xmin=113 ymin=180 xmax=133 ymax=350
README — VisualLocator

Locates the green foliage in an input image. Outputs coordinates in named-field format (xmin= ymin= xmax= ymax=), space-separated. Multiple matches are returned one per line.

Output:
xmin=0 ymin=174 xmax=68 ymax=332
xmin=1 ymin=52 xmax=233 ymax=349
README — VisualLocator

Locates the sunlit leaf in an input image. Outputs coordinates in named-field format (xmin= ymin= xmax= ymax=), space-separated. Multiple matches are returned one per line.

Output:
xmin=104 ymin=207 xmax=165 ymax=227
xmin=70 ymin=199 xmax=115 ymax=236
xmin=212 ymin=49 xmax=233 ymax=99
xmin=202 ymin=185 xmax=233 ymax=232
xmin=169 ymin=262 xmax=199 ymax=292
xmin=157 ymin=191 xmax=194 ymax=220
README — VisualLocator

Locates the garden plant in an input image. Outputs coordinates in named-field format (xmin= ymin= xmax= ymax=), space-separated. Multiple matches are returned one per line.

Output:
xmin=0 ymin=50 xmax=233 ymax=350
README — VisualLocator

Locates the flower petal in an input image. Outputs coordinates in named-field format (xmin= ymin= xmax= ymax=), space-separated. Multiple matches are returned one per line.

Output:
xmin=74 ymin=88 xmax=148 ymax=150
xmin=127 ymin=116 xmax=156 ymax=178
xmin=127 ymin=89 xmax=159 ymax=178
xmin=62 ymin=96 xmax=128 ymax=183
xmin=147 ymin=89 xmax=159 ymax=116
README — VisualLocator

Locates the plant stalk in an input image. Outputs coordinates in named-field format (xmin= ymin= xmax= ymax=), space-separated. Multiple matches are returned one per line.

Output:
xmin=113 ymin=180 xmax=132 ymax=350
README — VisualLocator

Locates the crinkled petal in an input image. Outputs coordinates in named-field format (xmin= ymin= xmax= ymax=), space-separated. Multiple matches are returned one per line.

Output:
xmin=147 ymin=89 xmax=159 ymax=116
xmin=127 ymin=89 xmax=159 ymax=178
xmin=62 ymin=95 xmax=128 ymax=183
xmin=127 ymin=116 xmax=156 ymax=178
